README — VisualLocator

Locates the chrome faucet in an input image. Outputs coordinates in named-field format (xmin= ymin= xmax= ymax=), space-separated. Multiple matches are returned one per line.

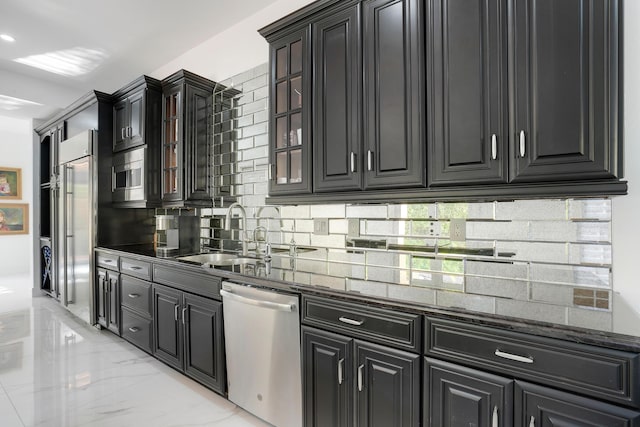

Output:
xmin=225 ymin=202 xmax=248 ymax=256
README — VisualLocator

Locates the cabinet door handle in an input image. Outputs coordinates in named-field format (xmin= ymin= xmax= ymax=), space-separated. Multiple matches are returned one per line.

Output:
xmin=338 ymin=358 xmax=344 ymax=385
xmin=350 ymin=152 xmax=356 ymax=173
xmin=367 ymin=150 xmax=373 ymax=171
xmin=529 ymin=416 xmax=535 ymax=427
xmin=121 ymin=128 xmax=125 ymax=140
xmin=519 ymin=130 xmax=526 ymax=157
xmin=174 ymin=305 xmax=179 ymax=321
xmin=495 ymin=349 xmax=534 ymax=364
xmin=339 ymin=316 xmax=364 ymax=326
xmin=127 ymin=126 xmax=132 ymax=138
xmin=128 ymin=327 xmax=140 ymax=333
xmin=491 ymin=134 xmax=498 ymax=160
xmin=127 ymin=293 xmax=140 ymax=298
xmin=182 ymin=308 xmax=187 ymax=325
xmin=492 ymin=406 xmax=498 ymax=427
xmin=268 ymin=163 xmax=273 ymax=180
xmin=357 ymin=364 xmax=364 ymax=391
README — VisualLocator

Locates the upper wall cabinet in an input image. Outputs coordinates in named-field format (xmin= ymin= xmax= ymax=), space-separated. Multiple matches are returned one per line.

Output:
xmin=112 ymin=76 xmax=162 ymax=153
xmin=160 ymin=70 xmax=238 ymax=207
xmin=429 ymin=0 xmax=622 ymax=187
xmin=311 ymin=0 xmax=425 ymax=193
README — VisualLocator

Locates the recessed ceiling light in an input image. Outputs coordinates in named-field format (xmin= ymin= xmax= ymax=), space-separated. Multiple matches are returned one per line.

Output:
xmin=0 ymin=34 xmax=15 ymax=42
xmin=0 ymin=94 xmax=42 ymax=111
xmin=14 ymin=47 xmax=108 ymax=77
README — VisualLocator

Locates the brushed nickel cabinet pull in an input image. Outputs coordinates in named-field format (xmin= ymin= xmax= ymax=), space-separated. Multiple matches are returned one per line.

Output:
xmin=350 ymin=152 xmax=356 ymax=173
xmin=128 ymin=327 xmax=140 ymax=333
xmin=121 ymin=128 xmax=125 ymax=140
xmin=127 ymin=293 xmax=140 ymax=298
xmin=268 ymin=164 xmax=273 ymax=180
xmin=529 ymin=416 xmax=535 ymax=427
xmin=519 ymin=130 xmax=526 ymax=157
xmin=182 ymin=308 xmax=187 ymax=325
xmin=492 ymin=406 xmax=498 ymax=427
xmin=174 ymin=305 xmax=179 ymax=321
xmin=339 ymin=316 xmax=364 ymax=326
xmin=129 ymin=266 xmax=142 ymax=270
xmin=338 ymin=358 xmax=344 ymax=385
xmin=367 ymin=150 xmax=373 ymax=171
xmin=491 ymin=134 xmax=498 ymax=160
xmin=357 ymin=364 xmax=364 ymax=391
xmin=495 ymin=349 xmax=534 ymax=364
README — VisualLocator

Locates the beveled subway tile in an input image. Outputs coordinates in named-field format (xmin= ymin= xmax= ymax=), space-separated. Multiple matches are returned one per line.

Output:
xmin=466 ymin=260 xmax=528 ymax=280
xmin=280 ymin=205 xmax=311 ymax=219
xmin=467 ymin=221 xmax=529 ymax=241
xmin=567 ymin=307 xmax=612 ymax=331
xmin=367 ymin=251 xmax=411 ymax=268
xmin=293 ymin=271 xmax=312 ymax=285
xmin=410 ymin=271 xmax=444 ymax=289
xmin=466 ymin=277 xmax=529 ymax=300
xmin=495 ymin=241 xmax=568 ymax=264
xmin=528 ymin=221 xmax=611 ymax=243
xmin=364 ymin=220 xmax=409 ymax=236
xmin=310 ymin=204 xmax=346 ymax=218
xmin=295 ymin=259 xmax=328 ymax=275
xmin=568 ymin=243 xmax=612 ymax=265
xmin=310 ymin=234 xmax=346 ymax=249
xmin=436 ymin=291 xmax=495 ymax=314
xmin=529 ymin=282 xmax=574 ymax=306
xmin=530 ymin=264 xmax=610 ymax=288
xmin=388 ymin=203 xmax=437 ymax=219
xmin=347 ymin=279 xmax=388 ymax=297
xmin=495 ymin=199 xmax=567 ymax=221
xmin=495 ymin=299 xmax=567 ymax=324
xmin=329 ymin=219 xmax=349 ymax=234
xmin=294 ymin=219 xmax=314 ymax=233
xmin=328 ymin=262 xmax=366 ymax=280
xmin=346 ymin=205 xmax=388 ymax=219
xmin=575 ymin=222 xmax=611 ymax=243
xmin=569 ymin=199 xmax=611 ymax=221
xmin=437 ymin=202 xmax=495 ymax=220
xmin=411 ymin=220 xmax=441 ymax=237
xmin=388 ymin=285 xmax=436 ymax=305
xmin=312 ymin=274 xmax=347 ymax=290
xmin=367 ymin=266 xmax=411 ymax=285
xmin=327 ymin=249 xmax=366 ymax=264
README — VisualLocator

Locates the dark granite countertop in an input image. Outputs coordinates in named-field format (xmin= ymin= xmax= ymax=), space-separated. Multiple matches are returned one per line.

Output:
xmin=97 ymin=245 xmax=640 ymax=353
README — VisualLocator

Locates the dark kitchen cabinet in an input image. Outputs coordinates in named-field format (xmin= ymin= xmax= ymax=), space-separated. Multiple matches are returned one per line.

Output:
xmin=302 ymin=326 xmax=420 ymax=427
xmin=510 ymin=0 xmax=622 ymax=183
xmin=515 ymin=381 xmax=640 ymax=426
xmin=112 ymin=76 xmax=162 ymax=153
xmin=362 ymin=0 xmax=425 ymax=190
xmin=425 ymin=358 xmax=513 ymax=427
xmin=429 ymin=0 xmax=508 ymax=186
xmin=267 ymin=27 xmax=313 ymax=196
xmin=312 ymin=3 xmax=362 ymax=192
xmin=152 ymin=283 xmax=225 ymax=394
xmin=96 ymin=267 xmax=120 ymax=335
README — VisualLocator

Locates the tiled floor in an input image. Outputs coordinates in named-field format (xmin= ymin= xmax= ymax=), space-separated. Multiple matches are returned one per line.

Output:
xmin=0 ymin=275 xmax=270 ymax=427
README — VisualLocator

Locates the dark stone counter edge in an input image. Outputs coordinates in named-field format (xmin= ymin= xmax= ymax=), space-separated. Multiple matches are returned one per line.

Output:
xmin=96 ymin=246 xmax=640 ymax=353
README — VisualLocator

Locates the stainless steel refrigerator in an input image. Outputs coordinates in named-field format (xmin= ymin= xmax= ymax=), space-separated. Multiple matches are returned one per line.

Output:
xmin=55 ymin=130 xmax=97 ymax=325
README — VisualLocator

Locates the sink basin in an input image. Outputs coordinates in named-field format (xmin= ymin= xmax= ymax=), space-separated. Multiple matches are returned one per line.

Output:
xmin=176 ymin=253 xmax=258 ymax=266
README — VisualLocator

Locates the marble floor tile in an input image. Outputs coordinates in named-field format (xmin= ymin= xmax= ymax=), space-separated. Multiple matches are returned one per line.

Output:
xmin=0 ymin=275 xmax=271 ymax=427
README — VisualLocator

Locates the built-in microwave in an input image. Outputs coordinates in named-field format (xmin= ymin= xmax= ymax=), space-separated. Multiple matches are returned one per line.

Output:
xmin=112 ymin=146 xmax=145 ymax=203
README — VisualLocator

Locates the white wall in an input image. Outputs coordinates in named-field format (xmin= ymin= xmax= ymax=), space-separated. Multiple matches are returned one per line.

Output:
xmin=151 ymin=0 xmax=316 ymax=82
xmin=612 ymin=0 xmax=640 ymax=335
xmin=0 ymin=115 xmax=34 ymax=277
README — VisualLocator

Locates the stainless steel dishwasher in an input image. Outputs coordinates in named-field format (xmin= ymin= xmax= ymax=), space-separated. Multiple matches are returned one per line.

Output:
xmin=221 ymin=281 xmax=302 ymax=427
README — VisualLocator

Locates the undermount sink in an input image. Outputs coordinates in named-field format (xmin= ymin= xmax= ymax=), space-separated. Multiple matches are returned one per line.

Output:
xmin=176 ymin=253 xmax=258 ymax=266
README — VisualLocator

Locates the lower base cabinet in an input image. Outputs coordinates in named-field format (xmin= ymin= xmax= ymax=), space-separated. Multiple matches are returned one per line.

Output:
xmin=302 ymin=326 xmax=420 ymax=427
xmin=96 ymin=268 xmax=120 ymax=334
xmin=425 ymin=358 xmax=640 ymax=426
xmin=153 ymin=283 xmax=225 ymax=394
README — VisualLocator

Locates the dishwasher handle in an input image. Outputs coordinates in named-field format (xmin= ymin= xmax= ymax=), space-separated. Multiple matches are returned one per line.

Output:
xmin=220 ymin=289 xmax=295 ymax=312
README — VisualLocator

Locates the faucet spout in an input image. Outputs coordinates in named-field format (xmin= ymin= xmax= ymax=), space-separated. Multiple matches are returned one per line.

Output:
xmin=225 ymin=202 xmax=248 ymax=255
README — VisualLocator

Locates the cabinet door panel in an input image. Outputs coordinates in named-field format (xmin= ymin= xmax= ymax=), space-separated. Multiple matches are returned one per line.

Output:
xmin=153 ymin=285 xmax=182 ymax=369
xmin=108 ymin=274 xmax=120 ymax=334
xmin=355 ymin=340 xmax=420 ymax=427
xmin=363 ymin=0 xmax=425 ymax=189
xmin=313 ymin=5 xmax=361 ymax=192
xmin=96 ymin=269 xmax=108 ymax=328
xmin=113 ymin=99 xmax=127 ymax=151
xmin=515 ymin=381 xmax=640 ymax=426
xmin=512 ymin=0 xmax=621 ymax=181
xmin=425 ymin=358 xmax=513 ymax=427
xmin=183 ymin=294 xmax=225 ymax=393
xmin=302 ymin=327 xmax=353 ymax=427
xmin=430 ymin=0 xmax=507 ymax=185
xmin=184 ymin=86 xmax=212 ymax=200
xmin=128 ymin=90 xmax=145 ymax=148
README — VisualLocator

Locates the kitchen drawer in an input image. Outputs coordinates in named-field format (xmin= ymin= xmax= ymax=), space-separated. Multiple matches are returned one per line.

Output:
xmin=120 ymin=257 xmax=152 ymax=281
xmin=121 ymin=275 xmax=152 ymax=316
xmin=302 ymin=296 xmax=421 ymax=352
xmin=96 ymin=251 xmax=119 ymax=270
xmin=425 ymin=317 xmax=640 ymax=408
xmin=121 ymin=307 xmax=153 ymax=354
xmin=153 ymin=264 xmax=222 ymax=300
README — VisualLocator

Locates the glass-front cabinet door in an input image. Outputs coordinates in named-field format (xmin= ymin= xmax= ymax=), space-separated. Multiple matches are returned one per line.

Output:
xmin=162 ymin=86 xmax=182 ymax=202
xmin=269 ymin=27 xmax=312 ymax=195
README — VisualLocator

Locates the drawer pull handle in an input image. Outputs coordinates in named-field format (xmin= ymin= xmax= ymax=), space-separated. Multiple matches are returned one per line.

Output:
xmin=519 ymin=130 xmax=526 ymax=157
xmin=182 ymin=308 xmax=187 ymax=325
xmin=492 ymin=406 xmax=498 ymax=427
xmin=491 ymin=134 xmax=498 ymax=160
xmin=350 ymin=152 xmax=356 ymax=173
xmin=495 ymin=349 xmax=534 ymax=364
xmin=367 ymin=150 xmax=373 ymax=171
xmin=357 ymin=364 xmax=364 ymax=391
xmin=128 ymin=327 xmax=140 ymax=333
xmin=128 ymin=266 xmax=142 ymax=270
xmin=339 ymin=316 xmax=364 ymax=326
xmin=174 ymin=305 xmax=179 ymax=321
xmin=338 ymin=358 xmax=344 ymax=385
xmin=529 ymin=416 xmax=535 ymax=427
xmin=103 ymin=259 xmax=114 ymax=263
xmin=128 ymin=293 xmax=140 ymax=298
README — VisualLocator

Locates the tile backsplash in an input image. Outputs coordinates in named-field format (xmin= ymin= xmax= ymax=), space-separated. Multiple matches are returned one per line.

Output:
xmin=198 ymin=63 xmax=613 ymax=332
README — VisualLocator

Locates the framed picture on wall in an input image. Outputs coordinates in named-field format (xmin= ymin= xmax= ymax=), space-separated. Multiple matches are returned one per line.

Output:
xmin=0 ymin=203 xmax=28 ymax=235
xmin=0 ymin=167 xmax=22 ymax=199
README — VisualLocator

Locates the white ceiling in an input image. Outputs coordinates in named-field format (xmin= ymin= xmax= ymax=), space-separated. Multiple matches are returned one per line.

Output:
xmin=0 ymin=0 xmax=279 ymax=121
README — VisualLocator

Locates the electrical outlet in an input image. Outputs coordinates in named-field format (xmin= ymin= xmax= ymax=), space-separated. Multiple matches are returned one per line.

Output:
xmin=348 ymin=219 xmax=360 ymax=238
xmin=313 ymin=218 xmax=329 ymax=235
xmin=450 ymin=218 xmax=466 ymax=242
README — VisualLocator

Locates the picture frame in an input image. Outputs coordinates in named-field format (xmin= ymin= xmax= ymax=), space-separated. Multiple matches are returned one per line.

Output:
xmin=0 ymin=167 xmax=22 ymax=200
xmin=0 ymin=203 xmax=29 ymax=235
